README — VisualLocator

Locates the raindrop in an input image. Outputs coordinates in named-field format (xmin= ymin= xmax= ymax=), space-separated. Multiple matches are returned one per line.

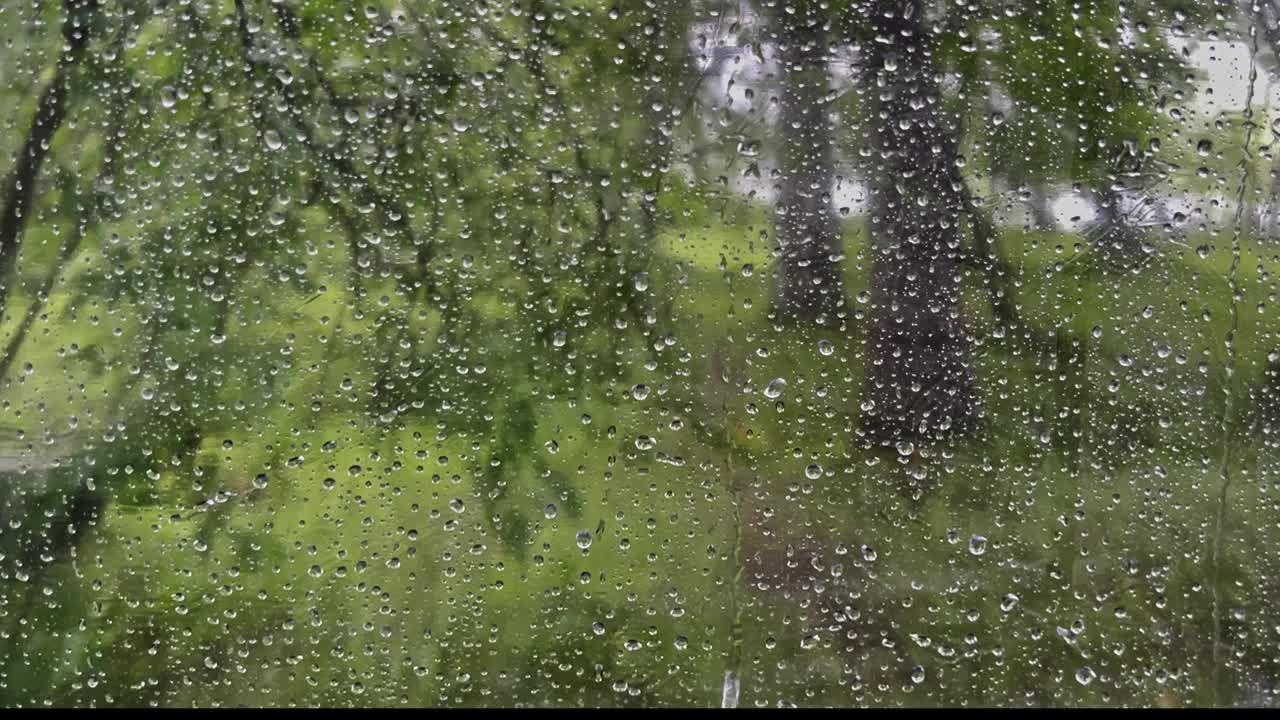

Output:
xmin=969 ymin=535 xmax=988 ymax=556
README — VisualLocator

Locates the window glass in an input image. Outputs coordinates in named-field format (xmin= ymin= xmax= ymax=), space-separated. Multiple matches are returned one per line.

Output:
xmin=1 ymin=0 xmax=1278 ymax=708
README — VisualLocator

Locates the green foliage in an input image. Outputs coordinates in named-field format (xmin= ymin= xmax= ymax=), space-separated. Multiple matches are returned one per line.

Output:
xmin=0 ymin=0 xmax=1276 ymax=709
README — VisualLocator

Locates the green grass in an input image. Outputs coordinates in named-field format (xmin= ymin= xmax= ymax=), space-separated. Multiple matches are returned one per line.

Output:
xmin=0 ymin=201 xmax=1278 ymax=707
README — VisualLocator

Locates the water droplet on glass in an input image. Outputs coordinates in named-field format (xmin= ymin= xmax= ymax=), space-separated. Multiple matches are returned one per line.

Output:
xmin=969 ymin=535 xmax=988 ymax=556
xmin=721 ymin=670 xmax=740 ymax=709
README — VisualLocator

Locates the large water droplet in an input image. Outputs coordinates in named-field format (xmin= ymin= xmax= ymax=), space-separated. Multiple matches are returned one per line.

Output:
xmin=969 ymin=535 xmax=988 ymax=556
xmin=721 ymin=671 xmax=740 ymax=709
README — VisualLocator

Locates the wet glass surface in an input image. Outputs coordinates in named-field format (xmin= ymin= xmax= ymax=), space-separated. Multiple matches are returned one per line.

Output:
xmin=1 ymin=0 xmax=1279 ymax=708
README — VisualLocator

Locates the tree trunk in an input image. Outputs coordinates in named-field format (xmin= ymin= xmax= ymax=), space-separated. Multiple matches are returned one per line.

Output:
xmin=0 ymin=188 xmax=86 ymax=384
xmin=0 ymin=76 xmax=69 ymax=322
xmin=0 ymin=1 xmax=97 ymax=322
xmin=861 ymin=0 xmax=976 ymax=441
xmin=0 ymin=105 xmax=124 ymax=383
xmin=771 ymin=7 xmax=844 ymax=323
xmin=0 ymin=1 xmax=95 ymax=321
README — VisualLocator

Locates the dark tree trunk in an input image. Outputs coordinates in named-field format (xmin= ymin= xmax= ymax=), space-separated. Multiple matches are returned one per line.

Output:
xmin=861 ymin=0 xmax=976 ymax=441
xmin=0 ymin=187 xmax=87 ymax=384
xmin=771 ymin=7 xmax=844 ymax=323
xmin=0 ymin=103 xmax=124 ymax=383
xmin=0 ymin=76 xmax=69 ymax=321
xmin=0 ymin=1 xmax=96 ymax=321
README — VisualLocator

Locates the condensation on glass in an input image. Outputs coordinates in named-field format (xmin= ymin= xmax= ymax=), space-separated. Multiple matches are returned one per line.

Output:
xmin=0 ymin=0 xmax=1278 ymax=709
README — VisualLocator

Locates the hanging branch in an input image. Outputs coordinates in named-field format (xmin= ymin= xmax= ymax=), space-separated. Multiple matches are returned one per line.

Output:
xmin=0 ymin=0 xmax=99 ymax=321
xmin=252 ymin=2 xmax=423 ymax=263
xmin=0 ymin=102 xmax=127 ymax=383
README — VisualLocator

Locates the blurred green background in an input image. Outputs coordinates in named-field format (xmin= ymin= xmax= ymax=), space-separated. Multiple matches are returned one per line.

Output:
xmin=1 ymin=0 xmax=1279 ymax=708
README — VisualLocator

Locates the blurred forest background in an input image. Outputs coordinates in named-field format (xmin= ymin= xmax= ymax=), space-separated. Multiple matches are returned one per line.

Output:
xmin=1 ymin=0 xmax=1279 ymax=708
